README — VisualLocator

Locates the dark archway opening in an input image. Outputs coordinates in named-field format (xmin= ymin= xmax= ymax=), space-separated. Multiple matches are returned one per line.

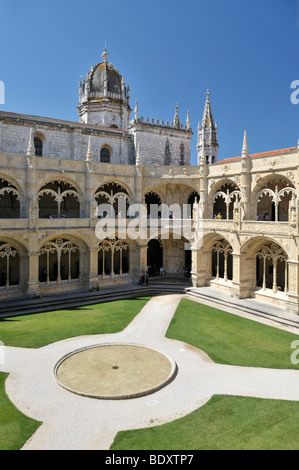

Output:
xmin=147 ymin=239 xmax=163 ymax=276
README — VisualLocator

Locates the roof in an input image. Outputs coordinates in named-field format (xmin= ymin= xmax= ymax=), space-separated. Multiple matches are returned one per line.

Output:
xmin=0 ymin=110 xmax=129 ymax=135
xmin=219 ymin=146 xmax=297 ymax=163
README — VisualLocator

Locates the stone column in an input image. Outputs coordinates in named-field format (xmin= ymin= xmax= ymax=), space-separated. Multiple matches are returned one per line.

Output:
xmin=85 ymin=247 xmax=100 ymax=291
xmin=85 ymin=137 xmax=95 ymax=219
xmin=191 ymin=247 xmax=210 ymax=288
xmin=24 ymin=250 xmax=40 ymax=299
xmin=286 ymin=260 xmax=299 ymax=315
xmin=230 ymin=252 xmax=251 ymax=299
xmin=240 ymin=131 xmax=251 ymax=220
xmin=137 ymin=244 xmax=148 ymax=279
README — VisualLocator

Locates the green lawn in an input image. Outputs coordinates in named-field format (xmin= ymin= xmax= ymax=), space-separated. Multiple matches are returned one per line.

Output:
xmin=0 ymin=372 xmax=41 ymax=450
xmin=111 ymin=394 xmax=299 ymax=450
xmin=0 ymin=297 xmax=150 ymax=348
xmin=111 ymin=297 xmax=299 ymax=450
xmin=166 ymin=298 xmax=299 ymax=369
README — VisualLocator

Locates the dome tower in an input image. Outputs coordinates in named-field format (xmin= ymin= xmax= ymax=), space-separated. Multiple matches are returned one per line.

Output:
xmin=77 ymin=47 xmax=131 ymax=129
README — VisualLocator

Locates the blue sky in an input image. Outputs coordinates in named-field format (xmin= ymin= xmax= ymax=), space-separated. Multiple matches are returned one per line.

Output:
xmin=0 ymin=0 xmax=298 ymax=164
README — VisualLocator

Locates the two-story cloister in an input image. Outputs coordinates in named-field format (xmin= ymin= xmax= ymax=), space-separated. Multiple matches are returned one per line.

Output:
xmin=0 ymin=47 xmax=298 ymax=317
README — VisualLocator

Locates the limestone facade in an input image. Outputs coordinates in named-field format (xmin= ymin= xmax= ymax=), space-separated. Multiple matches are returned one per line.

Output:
xmin=0 ymin=48 xmax=298 ymax=317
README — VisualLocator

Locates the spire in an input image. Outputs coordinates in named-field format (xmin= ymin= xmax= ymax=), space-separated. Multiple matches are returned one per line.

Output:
xmin=86 ymin=136 xmax=93 ymax=161
xmin=27 ymin=128 xmax=35 ymax=156
xmin=134 ymin=100 xmax=139 ymax=120
xmin=242 ymin=130 xmax=249 ymax=158
xmin=186 ymin=110 xmax=190 ymax=129
xmin=197 ymin=90 xmax=218 ymax=165
xmin=173 ymin=104 xmax=180 ymax=127
xmin=121 ymin=75 xmax=125 ymax=99
xmin=201 ymin=89 xmax=215 ymax=130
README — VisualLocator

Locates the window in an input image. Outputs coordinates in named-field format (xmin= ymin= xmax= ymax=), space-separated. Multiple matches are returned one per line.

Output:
xmin=100 ymin=147 xmax=110 ymax=163
xmin=34 ymin=137 xmax=43 ymax=157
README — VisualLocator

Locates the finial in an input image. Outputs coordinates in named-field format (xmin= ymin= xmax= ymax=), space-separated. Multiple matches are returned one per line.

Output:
xmin=102 ymin=40 xmax=108 ymax=61
xmin=242 ymin=130 xmax=249 ymax=157
xmin=186 ymin=111 xmax=190 ymax=129
xmin=27 ymin=128 xmax=35 ymax=156
xmin=134 ymin=100 xmax=139 ymax=120
xmin=136 ymin=142 xmax=142 ymax=166
xmin=173 ymin=103 xmax=179 ymax=126
xmin=86 ymin=136 xmax=93 ymax=161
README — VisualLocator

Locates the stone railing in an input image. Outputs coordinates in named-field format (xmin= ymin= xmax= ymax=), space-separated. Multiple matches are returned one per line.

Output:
xmin=203 ymin=219 xmax=290 ymax=235
xmin=241 ymin=220 xmax=290 ymax=234
xmin=0 ymin=217 xmax=293 ymax=237
xmin=36 ymin=218 xmax=90 ymax=229
xmin=0 ymin=219 xmax=29 ymax=229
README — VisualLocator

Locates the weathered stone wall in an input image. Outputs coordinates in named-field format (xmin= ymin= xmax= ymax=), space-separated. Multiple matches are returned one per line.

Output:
xmin=0 ymin=114 xmax=132 ymax=164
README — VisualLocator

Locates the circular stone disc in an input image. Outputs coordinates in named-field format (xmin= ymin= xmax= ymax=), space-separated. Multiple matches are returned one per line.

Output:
xmin=54 ymin=344 xmax=177 ymax=399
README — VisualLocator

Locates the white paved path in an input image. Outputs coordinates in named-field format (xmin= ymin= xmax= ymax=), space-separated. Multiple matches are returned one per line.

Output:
xmin=1 ymin=294 xmax=299 ymax=450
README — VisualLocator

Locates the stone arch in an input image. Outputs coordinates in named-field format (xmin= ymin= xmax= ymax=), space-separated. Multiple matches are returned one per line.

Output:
xmin=0 ymin=174 xmax=25 ymax=218
xmin=203 ymin=231 xmax=239 ymax=254
xmin=97 ymin=238 xmax=130 ymax=278
xmin=37 ymin=175 xmax=83 ymax=198
xmin=240 ymin=235 xmax=289 ymax=259
xmin=240 ymin=236 xmax=289 ymax=295
xmin=209 ymin=178 xmax=240 ymax=199
xmin=96 ymin=179 xmax=133 ymax=199
xmin=144 ymin=191 xmax=162 ymax=217
xmin=253 ymin=174 xmax=295 ymax=221
xmin=0 ymin=180 xmax=20 ymax=219
xmin=95 ymin=181 xmax=131 ymax=218
xmin=37 ymin=178 xmax=81 ymax=219
xmin=211 ymin=180 xmax=241 ymax=220
xmin=0 ymin=239 xmax=25 ymax=289
xmin=201 ymin=233 xmax=234 ymax=282
xmin=38 ymin=234 xmax=85 ymax=284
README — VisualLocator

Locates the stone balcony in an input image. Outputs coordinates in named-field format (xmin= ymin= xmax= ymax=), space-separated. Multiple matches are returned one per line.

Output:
xmin=0 ymin=218 xmax=292 ymax=238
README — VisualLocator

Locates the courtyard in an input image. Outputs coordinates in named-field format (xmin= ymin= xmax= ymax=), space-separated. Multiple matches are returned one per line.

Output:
xmin=1 ymin=293 xmax=299 ymax=450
